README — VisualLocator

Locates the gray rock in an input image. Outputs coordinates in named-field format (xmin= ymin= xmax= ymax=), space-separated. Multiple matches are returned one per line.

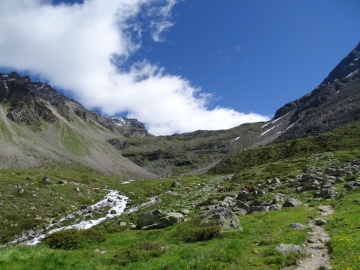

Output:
xmin=180 ymin=209 xmax=190 ymax=215
xmin=136 ymin=210 xmax=184 ymax=230
xmin=237 ymin=191 xmax=249 ymax=201
xmin=289 ymin=223 xmax=308 ymax=230
xmin=353 ymin=199 xmax=360 ymax=204
xmin=344 ymin=181 xmax=360 ymax=191
xmin=319 ymin=264 xmax=334 ymax=270
xmin=201 ymin=207 xmax=242 ymax=232
xmin=171 ymin=181 xmax=181 ymax=187
xmin=315 ymin=219 xmax=327 ymax=226
xmin=283 ymin=198 xmax=302 ymax=207
xmin=271 ymin=177 xmax=281 ymax=184
xmin=319 ymin=188 xmax=337 ymax=199
xmin=276 ymin=243 xmax=306 ymax=255
xmin=236 ymin=200 xmax=250 ymax=211
xmin=58 ymin=179 xmax=68 ymax=185
xmin=249 ymin=205 xmax=269 ymax=214
xmin=231 ymin=207 xmax=247 ymax=216
xmin=269 ymin=204 xmax=282 ymax=211
xmin=43 ymin=176 xmax=50 ymax=182
xmin=110 ymin=209 xmax=117 ymax=214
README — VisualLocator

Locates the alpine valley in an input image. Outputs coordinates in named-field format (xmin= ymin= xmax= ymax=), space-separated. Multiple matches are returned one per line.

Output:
xmin=0 ymin=43 xmax=359 ymax=270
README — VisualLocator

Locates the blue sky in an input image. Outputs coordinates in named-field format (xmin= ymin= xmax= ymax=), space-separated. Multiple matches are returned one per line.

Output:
xmin=0 ymin=0 xmax=359 ymax=134
xmin=135 ymin=0 xmax=360 ymax=115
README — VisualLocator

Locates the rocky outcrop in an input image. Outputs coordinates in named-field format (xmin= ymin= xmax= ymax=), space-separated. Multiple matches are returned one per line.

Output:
xmin=0 ymin=72 xmax=150 ymax=137
xmin=256 ymin=42 xmax=360 ymax=145
xmin=200 ymin=207 xmax=242 ymax=232
xmin=136 ymin=209 xmax=184 ymax=230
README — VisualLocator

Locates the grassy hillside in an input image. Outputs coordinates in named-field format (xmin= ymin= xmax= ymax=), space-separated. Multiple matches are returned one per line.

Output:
xmin=1 ymin=120 xmax=360 ymax=269
xmin=116 ymin=122 xmax=263 ymax=176
xmin=210 ymin=122 xmax=360 ymax=175
xmin=0 ymin=104 xmax=155 ymax=178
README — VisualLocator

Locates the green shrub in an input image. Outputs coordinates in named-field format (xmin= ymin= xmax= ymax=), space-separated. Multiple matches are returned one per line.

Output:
xmin=43 ymin=228 xmax=106 ymax=250
xmin=173 ymin=217 xmax=221 ymax=243
xmin=111 ymin=243 xmax=166 ymax=266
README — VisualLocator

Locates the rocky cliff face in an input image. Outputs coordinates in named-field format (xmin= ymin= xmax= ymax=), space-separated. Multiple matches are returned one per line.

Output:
xmin=256 ymin=42 xmax=360 ymax=144
xmin=0 ymin=72 xmax=150 ymax=137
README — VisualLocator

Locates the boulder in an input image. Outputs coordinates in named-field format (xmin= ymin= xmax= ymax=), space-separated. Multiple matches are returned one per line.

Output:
xmin=289 ymin=223 xmax=308 ymax=230
xmin=231 ymin=207 xmax=247 ymax=216
xmin=58 ymin=179 xmax=68 ymax=185
xmin=249 ymin=205 xmax=269 ymax=214
xmin=271 ymin=177 xmax=281 ymax=184
xmin=283 ymin=198 xmax=302 ymax=207
xmin=269 ymin=204 xmax=282 ymax=211
xmin=276 ymin=243 xmax=306 ymax=255
xmin=200 ymin=207 xmax=242 ymax=232
xmin=237 ymin=191 xmax=249 ymax=201
xmin=319 ymin=188 xmax=337 ymax=199
xmin=171 ymin=181 xmax=181 ymax=188
xmin=236 ymin=200 xmax=250 ymax=211
xmin=136 ymin=210 xmax=184 ymax=230
xmin=344 ymin=181 xmax=360 ymax=191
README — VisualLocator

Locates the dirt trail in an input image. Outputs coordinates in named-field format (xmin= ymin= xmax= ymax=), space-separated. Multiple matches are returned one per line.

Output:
xmin=289 ymin=205 xmax=334 ymax=270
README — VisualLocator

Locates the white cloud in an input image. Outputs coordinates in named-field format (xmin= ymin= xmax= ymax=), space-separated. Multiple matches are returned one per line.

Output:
xmin=0 ymin=0 xmax=269 ymax=135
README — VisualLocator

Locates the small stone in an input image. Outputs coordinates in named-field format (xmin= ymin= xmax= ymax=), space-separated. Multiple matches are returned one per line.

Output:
xmin=289 ymin=223 xmax=307 ymax=230
xmin=276 ymin=244 xmax=306 ymax=254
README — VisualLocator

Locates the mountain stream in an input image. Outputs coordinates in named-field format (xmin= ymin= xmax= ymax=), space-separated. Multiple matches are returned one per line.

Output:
xmin=4 ymin=190 xmax=156 ymax=247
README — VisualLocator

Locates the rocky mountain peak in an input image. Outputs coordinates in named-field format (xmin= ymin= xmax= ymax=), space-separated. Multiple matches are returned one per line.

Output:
xmin=321 ymin=42 xmax=360 ymax=85
xmin=0 ymin=72 xmax=151 ymax=137
xmin=256 ymin=42 xmax=360 ymax=145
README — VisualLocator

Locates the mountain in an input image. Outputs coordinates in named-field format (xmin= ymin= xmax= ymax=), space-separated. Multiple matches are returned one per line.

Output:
xmin=0 ymin=72 xmax=154 ymax=178
xmin=0 ymin=42 xmax=359 ymax=178
xmin=1 ymin=45 xmax=360 ymax=270
xmin=254 ymin=42 xmax=360 ymax=145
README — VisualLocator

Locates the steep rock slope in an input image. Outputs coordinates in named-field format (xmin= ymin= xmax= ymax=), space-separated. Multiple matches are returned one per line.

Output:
xmin=255 ymin=42 xmax=360 ymax=145
xmin=0 ymin=72 xmax=155 ymax=178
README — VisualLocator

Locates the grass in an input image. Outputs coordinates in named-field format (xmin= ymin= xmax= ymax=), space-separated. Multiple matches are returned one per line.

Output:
xmin=1 ymin=115 xmax=360 ymax=268
xmin=0 ymin=206 xmax=315 ymax=270
xmin=55 ymin=122 xmax=91 ymax=156
xmin=210 ymin=122 xmax=360 ymax=175
xmin=0 ymin=120 xmax=13 ymax=141
xmin=326 ymin=189 xmax=360 ymax=270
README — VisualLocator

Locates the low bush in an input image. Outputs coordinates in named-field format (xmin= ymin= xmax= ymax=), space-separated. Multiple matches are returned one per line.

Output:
xmin=173 ymin=217 xmax=221 ymax=243
xmin=111 ymin=243 xmax=166 ymax=266
xmin=43 ymin=228 xmax=106 ymax=250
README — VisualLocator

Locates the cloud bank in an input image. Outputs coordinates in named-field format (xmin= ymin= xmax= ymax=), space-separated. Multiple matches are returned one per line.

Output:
xmin=0 ymin=0 xmax=268 ymax=135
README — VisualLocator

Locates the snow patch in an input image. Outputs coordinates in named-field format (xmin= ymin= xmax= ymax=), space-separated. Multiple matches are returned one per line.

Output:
xmin=286 ymin=122 xmax=296 ymax=131
xmin=232 ymin=136 xmax=240 ymax=141
xmin=260 ymin=126 xmax=276 ymax=136
xmin=345 ymin=69 xmax=359 ymax=78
